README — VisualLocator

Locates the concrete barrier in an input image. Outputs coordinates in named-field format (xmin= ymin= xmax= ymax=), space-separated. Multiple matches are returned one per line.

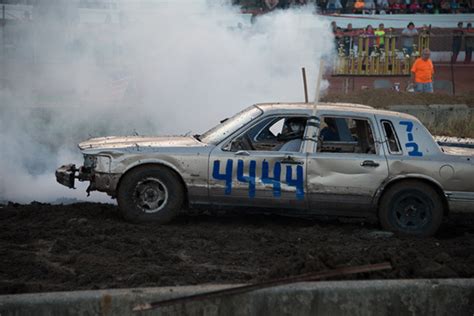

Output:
xmin=1 ymin=279 xmax=473 ymax=316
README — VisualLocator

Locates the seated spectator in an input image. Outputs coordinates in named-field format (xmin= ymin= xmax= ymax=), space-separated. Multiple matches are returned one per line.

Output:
xmin=364 ymin=0 xmax=377 ymax=13
xmin=293 ymin=0 xmax=308 ymax=5
xmin=277 ymin=0 xmax=292 ymax=9
xmin=264 ymin=0 xmax=279 ymax=11
xmin=390 ymin=0 xmax=406 ymax=13
xmin=327 ymin=0 xmax=344 ymax=11
xmin=409 ymin=0 xmax=422 ymax=12
xmin=450 ymin=0 xmax=460 ymax=12
xmin=377 ymin=0 xmax=390 ymax=13
xmin=423 ymin=0 xmax=435 ymax=13
xmin=440 ymin=0 xmax=451 ymax=12
xmin=354 ymin=0 xmax=366 ymax=12
xmin=345 ymin=0 xmax=356 ymax=12
xmin=468 ymin=0 xmax=474 ymax=13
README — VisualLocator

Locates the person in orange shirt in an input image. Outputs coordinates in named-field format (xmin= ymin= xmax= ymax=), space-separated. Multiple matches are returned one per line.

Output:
xmin=411 ymin=48 xmax=434 ymax=93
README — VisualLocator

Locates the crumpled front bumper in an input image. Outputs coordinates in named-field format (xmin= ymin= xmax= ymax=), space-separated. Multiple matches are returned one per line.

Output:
xmin=55 ymin=164 xmax=77 ymax=189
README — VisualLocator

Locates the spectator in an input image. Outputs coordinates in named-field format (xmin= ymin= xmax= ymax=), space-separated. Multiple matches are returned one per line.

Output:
xmin=423 ymin=0 xmax=435 ymax=13
xmin=354 ymin=0 xmax=366 ymax=12
xmin=293 ymin=0 xmax=308 ymax=5
xmin=335 ymin=27 xmax=345 ymax=53
xmin=450 ymin=0 xmax=460 ymax=12
xmin=363 ymin=24 xmax=376 ymax=55
xmin=411 ymin=48 xmax=434 ymax=93
xmin=420 ymin=24 xmax=433 ymax=36
xmin=465 ymin=23 xmax=474 ymax=63
xmin=468 ymin=0 xmax=474 ymax=12
xmin=452 ymin=22 xmax=463 ymax=63
xmin=345 ymin=0 xmax=356 ymax=12
xmin=374 ymin=23 xmax=386 ymax=49
xmin=364 ymin=0 xmax=377 ymax=13
xmin=343 ymin=23 xmax=355 ymax=55
xmin=402 ymin=22 xmax=418 ymax=55
xmin=264 ymin=0 xmax=279 ymax=11
xmin=331 ymin=21 xmax=338 ymax=34
xmin=277 ymin=0 xmax=295 ymax=8
xmin=440 ymin=0 xmax=451 ymax=12
xmin=409 ymin=0 xmax=422 ymax=12
xmin=377 ymin=0 xmax=390 ymax=13
xmin=390 ymin=0 xmax=404 ymax=13
xmin=327 ymin=0 xmax=344 ymax=11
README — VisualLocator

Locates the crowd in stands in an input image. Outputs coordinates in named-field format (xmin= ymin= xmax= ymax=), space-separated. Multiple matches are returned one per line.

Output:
xmin=332 ymin=21 xmax=474 ymax=63
xmin=235 ymin=0 xmax=474 ymax=13
xmin=323 ymin=0 xmax=474 ymax=14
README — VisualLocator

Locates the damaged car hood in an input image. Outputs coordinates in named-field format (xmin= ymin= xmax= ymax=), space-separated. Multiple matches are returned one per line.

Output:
xmin=79 ymin=135 xmax=204 ymax=151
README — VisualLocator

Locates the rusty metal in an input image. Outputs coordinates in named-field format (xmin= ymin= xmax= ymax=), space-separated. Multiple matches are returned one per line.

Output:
xmin=133 ymin=262 xmax=392 ymax=312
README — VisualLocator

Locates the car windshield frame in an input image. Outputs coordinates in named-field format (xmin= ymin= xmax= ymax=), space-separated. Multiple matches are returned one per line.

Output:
xmin=199 ymin=105 xmax=263 ymax=145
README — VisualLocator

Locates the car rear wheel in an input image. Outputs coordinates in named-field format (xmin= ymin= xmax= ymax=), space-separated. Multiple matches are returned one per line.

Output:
xmin=378 ymin=181 xmax=443 ymax=237
xmin=117 ymin=166 xmax=184 ymax=223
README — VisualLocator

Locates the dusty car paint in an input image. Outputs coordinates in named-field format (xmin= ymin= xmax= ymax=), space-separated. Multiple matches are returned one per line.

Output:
xmin=56 ymin=103 xmax=474 ymax=215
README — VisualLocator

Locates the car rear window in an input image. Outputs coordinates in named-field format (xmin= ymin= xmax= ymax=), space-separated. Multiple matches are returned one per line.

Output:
xmin=382 ymin=120 xmax=402 ymax=154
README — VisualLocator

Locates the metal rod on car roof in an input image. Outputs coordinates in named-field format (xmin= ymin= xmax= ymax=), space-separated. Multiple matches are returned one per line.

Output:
xmin=302 ymin=67 xmax=309 ymax=103
xmin=302 ymin=59 xmax=324 ymax=154
xmin=133 ymin=262 xmax=392 ymax=312
xmin=313 ymin=59 xmax=324 ymax=109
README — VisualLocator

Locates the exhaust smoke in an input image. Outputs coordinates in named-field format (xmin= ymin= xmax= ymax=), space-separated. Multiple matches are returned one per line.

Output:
xmin=0 ymin=1 xmax=332 ymax=203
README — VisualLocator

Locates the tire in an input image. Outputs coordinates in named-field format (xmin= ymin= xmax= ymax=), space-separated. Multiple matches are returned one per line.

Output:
xmin=117 ymin=165 xmax=184 ymax=223
xmin=378 ymin=180 xmax=444 ymax=237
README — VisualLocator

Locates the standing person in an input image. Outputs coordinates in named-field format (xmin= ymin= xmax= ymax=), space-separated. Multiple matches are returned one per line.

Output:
xmin=402 ymin=22 xmax=418 ymax=56
xmin=411 ymin=48 xmax=435 ymax=93
xmin=452 ymin=22 xmax=464 ymax=63
xmin=465 ymin=23 xmax=474 ymax=63
xmin=363 ymin=24 xmax=375 ymax=56
xmin=335 ymin=27 xmax=345 ymax=53
xmin=374 ymin=23 xmax=386 ymax=50
xmin=343 ymin=23 xmax=355 ymax=55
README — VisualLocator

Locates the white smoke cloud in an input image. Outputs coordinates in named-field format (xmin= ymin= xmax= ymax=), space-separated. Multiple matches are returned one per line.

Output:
xmin=0 ymin=1 xmax=332 ymax=203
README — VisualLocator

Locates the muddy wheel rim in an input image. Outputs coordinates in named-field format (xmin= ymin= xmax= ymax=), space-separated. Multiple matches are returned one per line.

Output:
xmin=392 ymin=192 xmax=433 ymax=230
xmin=133 ymin=177 xmax=169 ymax=213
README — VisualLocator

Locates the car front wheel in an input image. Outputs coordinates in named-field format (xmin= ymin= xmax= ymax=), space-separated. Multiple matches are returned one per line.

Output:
xmin=378 ymin=181 xmax=443 ymax=237
xmin=117 ymin=166 xmax=184 ymax=223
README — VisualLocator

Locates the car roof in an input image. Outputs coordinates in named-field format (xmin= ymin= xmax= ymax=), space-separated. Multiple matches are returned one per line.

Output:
xmin=254 ymin=102 xmax=417 ymax=120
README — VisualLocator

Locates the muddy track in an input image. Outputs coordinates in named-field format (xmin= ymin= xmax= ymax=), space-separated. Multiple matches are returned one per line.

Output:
xmin=1 ymin=202 xmax=473 ymax=295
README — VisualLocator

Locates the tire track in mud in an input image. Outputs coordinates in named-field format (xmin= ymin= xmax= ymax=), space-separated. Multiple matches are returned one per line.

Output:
xmin=1 ymin=202 xmax=473 ymax=294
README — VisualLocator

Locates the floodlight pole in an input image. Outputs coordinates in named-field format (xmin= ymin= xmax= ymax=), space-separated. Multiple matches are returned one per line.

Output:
xmin=302 ymin=59 xmax=324 ymax=154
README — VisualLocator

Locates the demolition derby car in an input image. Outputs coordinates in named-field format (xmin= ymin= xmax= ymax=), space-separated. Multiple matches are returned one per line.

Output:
xmin=56 ymin=103 xmax=474 ymax=236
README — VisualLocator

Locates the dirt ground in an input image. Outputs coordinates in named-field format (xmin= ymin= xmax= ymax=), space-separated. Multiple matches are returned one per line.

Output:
xmin=1 ymin=202 xmax=474 ymax=295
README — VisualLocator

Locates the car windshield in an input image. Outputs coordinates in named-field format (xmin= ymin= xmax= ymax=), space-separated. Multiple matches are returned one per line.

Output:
xmin=199 ymin=105 xmax=263 ymax=145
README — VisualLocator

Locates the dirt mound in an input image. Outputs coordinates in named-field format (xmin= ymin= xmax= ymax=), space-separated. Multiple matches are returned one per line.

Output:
xmin=1 ymin=203 xmax=473 ymax=295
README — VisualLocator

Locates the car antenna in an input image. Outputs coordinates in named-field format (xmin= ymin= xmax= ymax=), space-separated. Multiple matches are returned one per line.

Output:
xmin=302 ymin=59 xmax=324 ymax=154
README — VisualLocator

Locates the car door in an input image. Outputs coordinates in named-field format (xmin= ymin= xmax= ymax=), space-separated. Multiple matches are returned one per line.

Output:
xmin=306 ymin=114 xmax=389 ymax=215
xmin=208 ymin=115 xmax=308 ymax=209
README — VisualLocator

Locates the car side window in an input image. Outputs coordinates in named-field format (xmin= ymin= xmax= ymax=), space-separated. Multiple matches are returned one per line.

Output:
xmin=318 ymin=116 xmax=376 ymax=154
xmin=227 ymin=116 xmax=307 ymax=152
xmin=381 ymin=120 xmax=402 ymax=154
